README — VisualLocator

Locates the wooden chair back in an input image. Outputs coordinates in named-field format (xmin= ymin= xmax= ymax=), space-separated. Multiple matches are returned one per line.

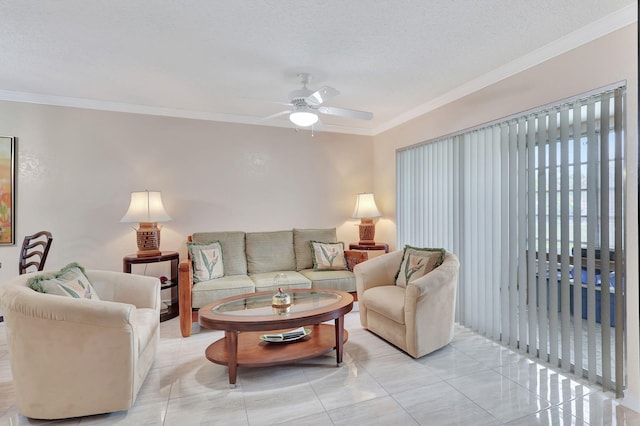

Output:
xmin=19 ymin=231 xmax=53 ymax=275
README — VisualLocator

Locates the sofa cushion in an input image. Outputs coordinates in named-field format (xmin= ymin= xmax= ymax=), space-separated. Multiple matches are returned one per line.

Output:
xmin=363 ymin=285 xmax=406 ymax=324
xmin=250 ymin=271 xmax=312 ymax=292
xmin=310 ymin=241 xmax=347 ymax=271
xmin=299 ymin=269 xmax=356 ymax=292
xmin=187 ymin=241 xmax=224 ymax=283
xmin=246 ymin=230 xmax=296 ymax=275
xmin=293 ymin=228 xmax=337 ymax=271
xmin=395 ymin=246 xmax=446 ymax=287
xmin=191 ymin=275 xmax=255 ymax=309
xmin=28 ymin=262 xmax=101 ymax=300
xmin=192 ymin=231 xmax=247 ymax=276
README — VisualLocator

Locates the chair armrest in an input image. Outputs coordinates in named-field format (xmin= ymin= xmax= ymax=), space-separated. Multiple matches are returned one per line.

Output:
xmin=87 ymin=270 xmax=160 ymax=311
xmin=179 ymin=259 xmax=194 ymax=337
xmin=3 ymin=287 xmax=137 ymax=327
xmin=405 ymin=253 xmax=460 ymax=298
xmin=354 ymin=250 xmax=404 ymax=294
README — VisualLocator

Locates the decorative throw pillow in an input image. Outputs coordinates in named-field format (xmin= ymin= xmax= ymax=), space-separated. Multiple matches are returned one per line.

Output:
xmin=309 ymin=241 xmax=348 ymax=271
xmin=395 ymin=246 xmax=446 ymax=287
xmin=187 ymin=241 xmax=224 ymax=283
xmin=28 ymin=262 xmax=101 ymax=300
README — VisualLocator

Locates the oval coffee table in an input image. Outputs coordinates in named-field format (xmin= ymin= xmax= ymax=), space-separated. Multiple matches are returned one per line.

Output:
xmin=198 ymin=289 xmax=354 ymax=385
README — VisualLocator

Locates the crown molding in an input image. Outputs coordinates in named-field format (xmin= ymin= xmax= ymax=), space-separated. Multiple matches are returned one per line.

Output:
xmin=0 ymin=89 xmax=373 ymax=136
xmin=373 ymin=3 xmax=638 ymax=136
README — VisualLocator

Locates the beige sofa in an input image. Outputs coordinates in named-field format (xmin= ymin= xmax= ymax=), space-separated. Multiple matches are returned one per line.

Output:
xmin=0 ymin=270 xmax=160 ymax=419
xmin=179 ymin=228 xmax=363 ymax=337
xmin=355 ymin=250 xmax=460 ymax=358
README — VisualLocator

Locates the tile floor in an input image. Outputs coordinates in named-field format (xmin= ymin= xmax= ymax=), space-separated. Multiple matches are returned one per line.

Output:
xmin=1 ymin=304 xmax=639 ymax=425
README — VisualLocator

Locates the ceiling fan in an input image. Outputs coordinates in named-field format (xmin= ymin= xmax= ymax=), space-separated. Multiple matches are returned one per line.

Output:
xmin=263 ymin=73 xmax=373 ymax=128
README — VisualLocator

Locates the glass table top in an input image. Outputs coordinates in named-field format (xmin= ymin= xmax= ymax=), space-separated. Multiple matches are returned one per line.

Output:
xmin=211 ymin=291 xmax=343 ymax=317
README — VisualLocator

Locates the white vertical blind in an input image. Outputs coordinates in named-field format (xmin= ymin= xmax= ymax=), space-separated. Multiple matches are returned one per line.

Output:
xmin=396 ymin=83 xmax=626 ymax=395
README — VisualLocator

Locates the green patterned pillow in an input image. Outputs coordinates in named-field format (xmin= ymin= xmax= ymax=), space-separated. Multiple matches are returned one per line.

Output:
xmin=187 ymin=241 xmax=224 ymax=283
xmin=309 ymin=241 xmax=348 ymax=271
xmin=395 ymin=246 xmax=446 ymax=287
xmin=28 ymin=262 xmax=101 ymax=300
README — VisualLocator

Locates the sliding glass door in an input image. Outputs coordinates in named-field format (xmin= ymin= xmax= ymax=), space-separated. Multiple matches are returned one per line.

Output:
xmin=396 ymin=84 xmax=626 ymax=395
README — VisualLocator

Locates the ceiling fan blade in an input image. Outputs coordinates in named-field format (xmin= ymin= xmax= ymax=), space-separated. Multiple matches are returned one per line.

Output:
xmin=318 ymin=106 xmax=373 ymax=120
xmin=306 ymin=86 xmax=339 ymax=106
xmin=260 ymin=110 xmax=291 ymax=122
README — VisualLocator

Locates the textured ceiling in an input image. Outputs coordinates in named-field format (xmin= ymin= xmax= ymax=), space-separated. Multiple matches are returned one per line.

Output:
xmin=0 ymin=1 xmax=635 ymax=135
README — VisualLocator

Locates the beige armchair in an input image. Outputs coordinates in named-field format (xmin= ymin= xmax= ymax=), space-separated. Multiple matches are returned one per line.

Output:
xmin=0 ymin=269 xmax=160 ymax=420
xmin=354 ymin=250 xmax=460 ymax=358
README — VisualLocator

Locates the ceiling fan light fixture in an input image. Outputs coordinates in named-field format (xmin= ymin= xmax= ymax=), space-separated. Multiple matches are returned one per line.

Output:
xmin=289 ymin=109 xmax=318 ymax=127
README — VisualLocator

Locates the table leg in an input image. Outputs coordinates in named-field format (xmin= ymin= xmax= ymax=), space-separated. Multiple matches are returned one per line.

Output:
xmin=226 ymin=331 xmax=239 ymax=385
xmin=334 ymin=315 xmax=345 ymax=365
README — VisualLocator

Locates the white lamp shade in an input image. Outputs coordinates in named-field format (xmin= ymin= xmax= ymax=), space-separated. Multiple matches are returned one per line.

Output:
xmin=290 ymin=109 xmax=319 ymax=127
xmin=352 ymin=193 xmax=382 ymax=218
xmin=120 ymin=190 xmax=171 ymax=223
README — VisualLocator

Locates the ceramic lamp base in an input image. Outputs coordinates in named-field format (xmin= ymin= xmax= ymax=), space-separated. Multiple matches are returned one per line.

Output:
xmin=136 ymin=222 xmax=162 ymax=257
xmin=358 ymin=218 xmax=376 ymax=245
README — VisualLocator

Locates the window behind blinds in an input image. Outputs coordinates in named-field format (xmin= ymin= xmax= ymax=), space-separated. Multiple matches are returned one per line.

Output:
xmin=396 ymin=83 xmax=626 ymax=395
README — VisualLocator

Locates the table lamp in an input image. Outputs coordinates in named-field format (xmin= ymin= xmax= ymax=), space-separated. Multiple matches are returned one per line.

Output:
xmin=352 ymin=193 xmax=382 ymax=245
xmin=121 ymin=190 xmax=171 ymax=257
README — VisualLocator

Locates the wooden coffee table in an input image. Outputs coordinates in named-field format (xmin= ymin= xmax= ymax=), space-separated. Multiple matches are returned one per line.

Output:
xmin=198 ymin=289 xmax=354 ymax=385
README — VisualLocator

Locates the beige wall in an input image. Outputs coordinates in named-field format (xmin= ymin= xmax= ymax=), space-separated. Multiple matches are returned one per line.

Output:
xmin=0 ymin=102 xmax=373 ymax=282
xmin=372 ymin=24 xmax=639 ymax=406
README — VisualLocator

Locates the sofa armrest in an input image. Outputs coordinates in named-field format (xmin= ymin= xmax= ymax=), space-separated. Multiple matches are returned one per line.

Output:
xmin=179 ymin=259 xmax=194 ymax=337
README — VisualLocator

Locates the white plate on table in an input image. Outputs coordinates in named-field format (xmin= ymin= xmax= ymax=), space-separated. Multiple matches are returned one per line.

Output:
xmin=260 ymin=328 xmax=311 ymax=343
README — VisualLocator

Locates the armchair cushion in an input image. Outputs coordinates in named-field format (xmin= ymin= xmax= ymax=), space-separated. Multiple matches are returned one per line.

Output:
xmin=395 ymin=246 xmax=445 ymax=287
xmin=28 ymin=262 xmax=101 ymax=300
xmin=362 ymin=285 xmax=406 ymax=324
xmin=187 ymin=241 xmax=224 ymax=283
xmin=310 ymin=241 xmax=347 ymax=271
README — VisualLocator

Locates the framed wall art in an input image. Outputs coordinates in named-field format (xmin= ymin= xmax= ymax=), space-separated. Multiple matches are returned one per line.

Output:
xmin=0 ymin=136 xmax=15 ymax=245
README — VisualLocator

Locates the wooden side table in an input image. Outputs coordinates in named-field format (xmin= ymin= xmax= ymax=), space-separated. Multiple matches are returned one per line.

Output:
xmin=123 ymin=251 xmax=179 ymax=322
xmin=348 ymin=243 xmax=390 ymax=260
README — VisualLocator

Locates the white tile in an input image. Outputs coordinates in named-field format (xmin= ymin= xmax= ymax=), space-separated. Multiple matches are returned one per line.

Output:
xmin=78 ymin=402 xmax=167 ymax=425
xmin=242 ymin=384 xmax=325 ymax=426
xmin=273 ymin=411 xmax=334 ymax=426
xmin=505 ymin=406 xmax=585 ymax=425
xmin=452 ymin=338 xmax=524 ymax=368
xmin=416 ymin=345 xmax=490 ymax=380
xmin=447 ymin=370 xmax=551 ymax=423
xmin=328 ymin=395 xmax=418 ymax=425
xmin=2 ymin=316 xmax=639 ymax=426
xmin=497 ymin=358 xmax=596 ymax=405
xmin=0 ymin=406 xmax=80 ymax=426
xmin=359 ymin=352 xmax=443 ymax=394
xmin=308 ymin=360 xmax=388 ymax=411
xmin=394 ymin=381 xmax=501 ymax=425
xmin=164 ymin=392 xmax=247 ymax=426
xmin=563 ymin=392 xmax=640 ymax=426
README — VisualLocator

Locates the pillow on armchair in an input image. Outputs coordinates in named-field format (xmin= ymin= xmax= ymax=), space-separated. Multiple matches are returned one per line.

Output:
xmin=28 ymin=262 xmax=101 ymax=300
xmin=395 ymin=245 xmax=445 ymax=287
